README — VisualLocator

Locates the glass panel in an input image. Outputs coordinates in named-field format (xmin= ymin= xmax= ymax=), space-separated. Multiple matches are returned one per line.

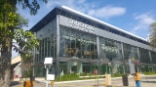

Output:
xmin=151 ymin=51 xmax=156 ymax=64
xmin=60 ymin=26 xmax=97 ymax=59
xmin=34 ymin=35 xmax=56 ymax=77
xmin=139 ymin=48 xmax=150 ymax=64
xmin=123 ymin=43 xmax=139 ymax=63
xmin=99 ymin=38 xmax=123 ymax=63
xmin=100 ymin=64 xmax=109 ymax=74
xmin=112 ymin=64 xmax=125 ymax=74
xmin=82 ymin=63 xmax=98 ymax=75
xmin=59 ymin=62 xmax=100 ymax=75
xmin=60 ymin=62 xmax=67 ymax=76
xmin=35 ymin=64 xmax=45 ymax=77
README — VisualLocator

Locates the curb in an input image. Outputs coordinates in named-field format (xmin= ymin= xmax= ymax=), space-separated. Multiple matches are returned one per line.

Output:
xmin=35 ymin=75 xmax=156 ymax=85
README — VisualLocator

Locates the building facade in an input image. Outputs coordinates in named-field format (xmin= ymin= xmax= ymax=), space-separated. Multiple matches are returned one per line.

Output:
xmin=30 ymin=6 xmax=156 ymax=77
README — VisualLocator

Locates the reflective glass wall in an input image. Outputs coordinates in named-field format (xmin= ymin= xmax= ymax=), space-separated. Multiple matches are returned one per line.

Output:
xmin=34 ymin=20 xmax=57 ymax=77
xmin=123 ymin=44 xmax=139 ymax=62
xmin=60 ymin=26 xmax=97 ymax=59
xmin=59 ymin=25 xmax=98 ymax=75
xmin=151 ymin=51 xmax=156 ymax=64
xmin=99 ymin=37 xmax=123 ymax=74
xmin=33 ymin=17 xmax=156 ymax=77
xmin=58 ymin=25 xmax=156 ymax=76
xmin=139 ymin=48 xmax=151 ymax=64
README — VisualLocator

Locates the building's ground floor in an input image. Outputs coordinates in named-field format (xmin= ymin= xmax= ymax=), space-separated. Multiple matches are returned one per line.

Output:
xmin=34 ymin=60 xmax=156 ymax=78
xmin=33 ymin=26 xmax=156 ymax=78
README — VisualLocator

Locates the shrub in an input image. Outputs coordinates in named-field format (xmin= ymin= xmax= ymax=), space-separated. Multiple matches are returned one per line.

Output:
xmin=56 ymin=73 xmax=79 ymax=81
xmin=112 ymin=73 xmax=122 ymax=77
xmin=142 ymin=72 xmax=156 ymax=75
xmin=23 ymin=69 xmax=32 ymax=78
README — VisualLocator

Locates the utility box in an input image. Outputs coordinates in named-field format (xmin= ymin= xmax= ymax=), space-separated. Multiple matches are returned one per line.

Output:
xmin=122 ymin=74 xmax=129 ymax=86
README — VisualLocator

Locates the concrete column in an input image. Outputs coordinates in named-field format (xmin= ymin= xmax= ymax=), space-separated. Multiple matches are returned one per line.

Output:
xmin=56 ymin=15 xmax=60 ymax=77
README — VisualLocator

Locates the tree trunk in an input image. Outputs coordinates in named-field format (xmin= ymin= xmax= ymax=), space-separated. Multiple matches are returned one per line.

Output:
xmin=1 ymin=45 xmax=11 ymax=87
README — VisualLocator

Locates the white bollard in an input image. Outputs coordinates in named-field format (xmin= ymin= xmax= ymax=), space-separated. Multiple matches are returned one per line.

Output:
xmin=105 ymin=74 xmax=111 ymax=86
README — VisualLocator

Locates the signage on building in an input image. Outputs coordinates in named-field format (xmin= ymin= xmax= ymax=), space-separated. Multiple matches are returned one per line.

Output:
xmin=101 ymin=44 xmax=119 ymax=53
xmin=59 ymin=16 xmax=96 ymax=34
xmin=68 ymin=18 xmax=95 ymax=33
xmin=62 ymin=35 xmax=96 ymax=44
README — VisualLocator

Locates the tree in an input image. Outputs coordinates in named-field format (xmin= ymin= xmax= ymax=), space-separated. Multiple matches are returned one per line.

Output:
xmin=0 ymin=1 xmax=21 ymax=87
xmin=0 ymin=0 xmax=46 ymax=87
xmin=149 ymin=22 xmax=156 ymax=47
xmin=18 ymin=0 xmax=48 ymax=15
xmin=13 ymin=29 xmax=39 ymax=78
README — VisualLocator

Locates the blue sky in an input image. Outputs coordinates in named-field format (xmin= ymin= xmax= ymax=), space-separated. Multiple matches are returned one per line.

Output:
xmin=13 ymin=0 xmax=156 ymax=58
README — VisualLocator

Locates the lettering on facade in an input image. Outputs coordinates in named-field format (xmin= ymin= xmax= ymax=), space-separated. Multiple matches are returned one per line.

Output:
xmin=68 ymin=18 xmax=95 ymax=33
xmin=62 ymin=35 xmax=96 ymax=44
xmin=101 ymin=44 xmax=119 ymax=53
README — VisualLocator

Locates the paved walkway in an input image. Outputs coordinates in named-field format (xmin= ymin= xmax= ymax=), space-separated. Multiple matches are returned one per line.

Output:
xmin=11 ymin=75 xmax=156 ymax=87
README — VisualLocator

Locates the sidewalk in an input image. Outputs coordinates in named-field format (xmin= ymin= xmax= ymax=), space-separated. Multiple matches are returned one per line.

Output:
xmin=12 ymin=75 xmax=156 ymax=87
xmin=37 ymin=75 xmax=156 ymax=87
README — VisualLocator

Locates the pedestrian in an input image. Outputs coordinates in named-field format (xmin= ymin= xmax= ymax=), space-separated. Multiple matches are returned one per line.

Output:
xmin=23 ymin=75 xmax=34 ymax=87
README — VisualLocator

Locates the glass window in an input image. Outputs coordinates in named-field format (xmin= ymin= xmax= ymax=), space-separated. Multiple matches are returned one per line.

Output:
xmin=59 ymin=11 xmax=149 ymax=45
xmin=60 ymin=26 xmax=97 ymax=59
xmin=139 ymin=48 xmax=151 ymax=63
xmin=150 ymin=51 xmax=156 ymax=64
xmin=99 ymin=37 xmax=123 ymax=63
xmin=123 ymin=43 xmax=139 ymax=63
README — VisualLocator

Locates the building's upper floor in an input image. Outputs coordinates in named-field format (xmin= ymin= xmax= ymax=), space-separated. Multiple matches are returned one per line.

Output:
xmin=30 ymin=6 xmax=149 ymax=45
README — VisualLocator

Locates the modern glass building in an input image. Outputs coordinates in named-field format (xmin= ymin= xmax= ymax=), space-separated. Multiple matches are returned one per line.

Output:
xmin=30 ymin=6 xmax=156 ymax=77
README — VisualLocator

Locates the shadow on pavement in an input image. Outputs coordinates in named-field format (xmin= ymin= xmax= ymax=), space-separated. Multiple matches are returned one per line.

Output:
xmin=10 ymin=81 xmax=20 ymax=86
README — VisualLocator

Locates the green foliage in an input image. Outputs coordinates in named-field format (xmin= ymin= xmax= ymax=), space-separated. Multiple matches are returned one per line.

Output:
xmin=13 ymin=29 xmax=39 ymax=62
xmin=13 ymin=29 xmax=39 ymax=78
xmin=14 ymin=29 xmax=39 ymax=51
xmin=0 ymin=0 xmax=46 ymax=86
xmin=0 ymin=1 xmax=18 ymax=46
xmin=56 ymin=73 xmax=108 ymax=81
xmin=149 ymin=22 xmax=156 ymax=47
xmin=142 ymin=72 xmax=156 ymax=75
xmin=112 ymin=73 xmax=123 ymax=77
xmin=80 ymin=73 xmax=94 ymax=76
xmin=23 ymin=69 xmax=32 ymax=78
xmin=56 ymin=73 xmax=79 ymax=81
xmin=18 ymin=0 xmax=48 ymax=15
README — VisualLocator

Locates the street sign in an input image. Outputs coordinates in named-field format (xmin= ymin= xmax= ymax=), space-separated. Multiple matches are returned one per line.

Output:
xmin=47 ymin=74 xmax=55 ymax=80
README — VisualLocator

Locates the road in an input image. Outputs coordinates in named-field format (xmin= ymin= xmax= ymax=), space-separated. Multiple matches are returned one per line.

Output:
xmin=11 ymin=75 xmax=156 ymax=87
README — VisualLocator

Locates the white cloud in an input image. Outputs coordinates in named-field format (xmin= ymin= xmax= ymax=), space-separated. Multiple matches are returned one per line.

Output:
xmin=131 ymin=13 xmax=155 ymax=33
xmin=88 ymin=6 xmax=126 ymax=18
xmin=46 ymin=0 xmax=78 ymax=8
xmin=77 ymin=0 xmax=86 ymax=4
xmin=16 ymin=0 xmax=128 ymax=38
xmin=45 ymin=0 xmax=93 ymax=13
xmin=130 ymin=12 xmax=156 ymax=39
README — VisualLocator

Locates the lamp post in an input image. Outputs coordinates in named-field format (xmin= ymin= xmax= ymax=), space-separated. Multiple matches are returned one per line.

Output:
xmin=44 ymin=57 xmax=53 ymax=87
